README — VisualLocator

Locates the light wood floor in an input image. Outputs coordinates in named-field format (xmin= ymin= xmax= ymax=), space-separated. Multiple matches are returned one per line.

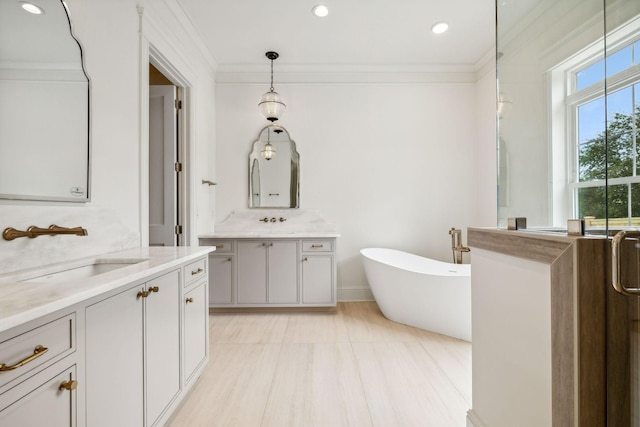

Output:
xmin=168 ymin=301 xmax=471 ymax=427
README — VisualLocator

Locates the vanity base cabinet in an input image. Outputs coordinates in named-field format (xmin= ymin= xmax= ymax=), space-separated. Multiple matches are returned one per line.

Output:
xmin=145 ymin=270 xmax=181 ymax=426
xmin=208 ymin=255 xmax=234 ymax=304
xmin=85 ymin=284 xmax=144 ymax=427
xmin=302 ymin=255 xmax=334 ymax=304
xmin=85 ymin=269 xmax=181 ymax=427
xmin=200 ymin=237 xmax=336 ymax=308
xmin=184 ymin=280 xmax=208 ymax=384
xmin=0 ymin=363 xmax=77 ymax=427
xmin=237 ymin=241 xmax=268 ymax=303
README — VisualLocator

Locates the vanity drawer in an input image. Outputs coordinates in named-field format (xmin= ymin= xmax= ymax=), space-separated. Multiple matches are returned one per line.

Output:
xmin=0 ymin=313 xmax=75 ymax=390
xmin=302 ymin=240 xmax=334 ymax=252
xmin=185 ymin=257 xmax=207 ymax=286
xmin=200 ymin=239 xmax=234 ymax=254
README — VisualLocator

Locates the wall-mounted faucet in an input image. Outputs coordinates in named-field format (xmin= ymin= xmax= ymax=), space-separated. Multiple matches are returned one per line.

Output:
xmin=449 ymin=228 xmax=470 ymax=264
xmin=3 ymin=224 xmax=88 ymax=241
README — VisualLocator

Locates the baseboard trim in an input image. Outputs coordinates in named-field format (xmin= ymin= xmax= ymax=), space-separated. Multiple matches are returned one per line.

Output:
xmin=466 ymin=409 xmax=487 ymax=427
xmin=337 ymin=288 xmax=374 ymax=302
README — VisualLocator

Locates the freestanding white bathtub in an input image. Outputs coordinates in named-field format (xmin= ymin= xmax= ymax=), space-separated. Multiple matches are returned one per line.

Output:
xmin=360 ymin=248 xmax=471 ymax=342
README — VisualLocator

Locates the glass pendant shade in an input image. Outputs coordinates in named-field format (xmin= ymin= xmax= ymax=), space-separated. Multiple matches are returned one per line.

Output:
xmin=261 ymin=142 xmax=276 ymax=160
xmin=258 ymin=90 xmax=287 ymax=122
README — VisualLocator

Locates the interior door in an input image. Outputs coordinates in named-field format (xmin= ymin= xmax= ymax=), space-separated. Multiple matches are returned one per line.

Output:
xmin=149 ymin=85 xmax=177 ymax=247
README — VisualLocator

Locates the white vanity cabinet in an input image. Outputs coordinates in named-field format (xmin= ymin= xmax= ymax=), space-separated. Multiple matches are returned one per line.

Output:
xmin=0 ymin=248 xmax=211 ymax=427
xmin=86 ymin=269 xmax=180 ymax=427
xmin=200 ymin=237 xmax=336 ymax=308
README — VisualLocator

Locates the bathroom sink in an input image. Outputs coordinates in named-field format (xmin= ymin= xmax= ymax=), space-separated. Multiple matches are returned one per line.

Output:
xmin=18 ymin=258 xmax=148 ymax=284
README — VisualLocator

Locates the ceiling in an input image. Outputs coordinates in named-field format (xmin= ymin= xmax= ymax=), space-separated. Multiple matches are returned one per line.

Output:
xmin=175 ymin=0 xmax=496 ymax=72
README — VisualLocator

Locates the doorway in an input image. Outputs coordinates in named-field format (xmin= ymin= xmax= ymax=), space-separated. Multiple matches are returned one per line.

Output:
xmin=148 ymin=63 xmax=183 ymax=246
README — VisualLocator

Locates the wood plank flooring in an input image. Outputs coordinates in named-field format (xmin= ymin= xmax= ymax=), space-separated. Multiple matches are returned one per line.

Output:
xmin=168 ymin=302 xmax=471 ymax=427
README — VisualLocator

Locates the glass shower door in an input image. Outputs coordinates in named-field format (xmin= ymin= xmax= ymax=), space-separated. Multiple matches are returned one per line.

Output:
xmin=606 ymin=1 xmax=640 ymax=425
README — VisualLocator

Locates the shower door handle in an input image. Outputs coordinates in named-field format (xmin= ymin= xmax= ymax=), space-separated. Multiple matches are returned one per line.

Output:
xmin=611 ymin=230 xmax=640 ymax=295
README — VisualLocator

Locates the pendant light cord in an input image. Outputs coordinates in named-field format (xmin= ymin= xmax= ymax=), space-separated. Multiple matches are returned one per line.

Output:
xmin=270 ymin=59 xmax=275 ymax=92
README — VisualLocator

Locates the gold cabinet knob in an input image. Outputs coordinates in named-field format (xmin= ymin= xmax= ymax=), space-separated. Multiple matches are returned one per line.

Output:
xmin=149 ymin=286 xmax=159 ymax=293
xmin=59 ymin=380 xmax=78 ymax=391
xmin=137 ymin=290 xmax=149 ymax=298
xmin=186 ymin=297 xmax=194 ymax=303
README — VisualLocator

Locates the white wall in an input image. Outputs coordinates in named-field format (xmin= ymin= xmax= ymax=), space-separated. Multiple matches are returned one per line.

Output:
xmin=0 ymin=0 xmax=216 ymax=274
xmin=216 ymin=73 xmax=496 ymax=299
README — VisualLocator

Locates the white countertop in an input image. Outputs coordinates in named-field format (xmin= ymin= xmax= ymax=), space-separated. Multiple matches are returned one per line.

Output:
xmin=0 ymin=246 xmax=214 ymax=334
xmin=199 ymin=231 xmax=340 ymax=239
xmin=200 ymin=209 xmax=341 ymax=239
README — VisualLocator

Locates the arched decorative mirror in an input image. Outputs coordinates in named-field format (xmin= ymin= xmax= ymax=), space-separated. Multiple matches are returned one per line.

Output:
xmin=0 ymin=0 xmax=90 ymax=202
xmin=249 ymin=125 xmax=299 ymax=208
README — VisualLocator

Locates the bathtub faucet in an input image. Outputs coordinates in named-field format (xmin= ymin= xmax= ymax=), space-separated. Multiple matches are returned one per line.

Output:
xmin=449 ymin=228 xmax=470 ymax=264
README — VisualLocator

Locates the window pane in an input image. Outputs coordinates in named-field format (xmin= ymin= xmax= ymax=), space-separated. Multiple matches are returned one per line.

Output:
xmin=608 ymin=183 xmax=630 ymax=222
xmin=635 ymin=41 xmax=640 ymax=65
xmin=578 ymin=97 xmax=606 ymax=181
xmin=578 ymin=186 xmax=606 ymax=219
xmin=606 ymin=45 xmax=633 ymax=77
xmin=578 ymin=97 xmax=606 ymax=145
xmin=579 ymin=141 xmax=606 ymax=181
xmin=632 ymin=183 xmax=640 ymax=220
xmin=607 ymin=87 xmax=634 ymax=178
xmin=577 ymin=59 xmax=605 ymax=90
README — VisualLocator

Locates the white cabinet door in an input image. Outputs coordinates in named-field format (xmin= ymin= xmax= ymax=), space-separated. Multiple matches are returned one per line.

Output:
xmin=184 ymin=281 xmax=207 ymax=383
xmin=0 ymin=365 xmax=76 ymax=427
xmin=86 ymin=285 xmax=144 ymax=427
xmin=302 ymin=255 xmax=334 ymax=304
xmin=208 ymin=255 xmax=233 ymax=304
xmin=268 ymin=241 xmax=299 ymax=303
xmin=237 ymin=241 xmax=268 ymax=303
xmin=146 ymin=270 xmax=181 ymax=426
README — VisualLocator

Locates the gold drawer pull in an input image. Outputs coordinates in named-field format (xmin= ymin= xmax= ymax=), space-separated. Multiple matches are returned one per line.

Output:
xmin=191 ymin=267 xmax=203 ymax=275
xmin=0 ymin=345 xmax=49 ymax=372
xmin=186 ymin=297 xmax=194 ymax=303
xmin=137 ymin=290 xmax=149 ymax=298
xmin=59 ymin=379 xmax=78 ymax=391
xmin=149 ymin=286 xmax=159 ymax=293
xmin=215 ymin=245 xmax=224 ymax=249
xmin=311 ymin=244 xmax=324 ymax=248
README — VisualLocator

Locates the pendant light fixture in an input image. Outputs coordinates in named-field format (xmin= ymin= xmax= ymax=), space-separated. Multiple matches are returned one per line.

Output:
xmin=261 ymin=127 xmax=276 ymax=160
xmin=258 ymin=51 xmax=287 ymax=122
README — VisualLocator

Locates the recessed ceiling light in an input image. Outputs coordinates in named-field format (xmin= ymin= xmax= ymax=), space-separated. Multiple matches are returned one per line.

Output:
xmin=312 ymin=4 xmax=329 ymax=18
xmin=431 ymin=22 xmax=449 ymax=34
xmin=21 ymin=2 xmax=44 ymax=14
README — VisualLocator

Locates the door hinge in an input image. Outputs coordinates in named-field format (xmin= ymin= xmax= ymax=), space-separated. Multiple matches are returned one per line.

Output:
xmin=175 ymin=162 xmax=183 ymax=172
xmin=175 ymin=99 xmax=182 ymax=110
xmin=175 ymin=225 xmax=183 ymax=235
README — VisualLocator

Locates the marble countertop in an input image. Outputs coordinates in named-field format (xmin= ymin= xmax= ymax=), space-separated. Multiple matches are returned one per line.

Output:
xmin=199 ymin=231 xmax=340 ymax=238
xmin=0 ymin=246 xmax=214 ymax=334
xmin=200 ymin=209 xmax=341 ymax=239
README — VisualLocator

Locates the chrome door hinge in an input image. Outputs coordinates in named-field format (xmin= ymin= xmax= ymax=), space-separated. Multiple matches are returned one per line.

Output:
xmin=175 ymin=225 xmax=183 ymax=235
xmin=175 ymin=100 xmax=182 ymax=110
xmin=175 ymin=162 xmax=183 ymax=172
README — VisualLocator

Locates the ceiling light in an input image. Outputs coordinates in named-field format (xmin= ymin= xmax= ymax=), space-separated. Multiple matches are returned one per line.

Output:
xmin=21 ymin=2 xmax=44 ymax=14
xmin=258 ymin=51 xmax=287 ymax=123
xmin=312 ymin=4 xmax=329 ymax=17
xmin=431 ymin=22 xmax=449 ymax=34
